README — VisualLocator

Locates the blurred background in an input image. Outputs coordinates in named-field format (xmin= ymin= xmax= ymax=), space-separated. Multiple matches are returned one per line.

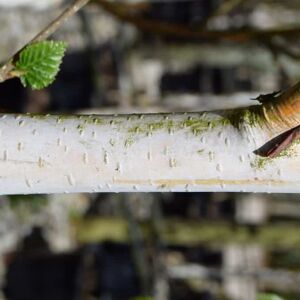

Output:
xmin=0 ymin=0 xmax=300 ymax=299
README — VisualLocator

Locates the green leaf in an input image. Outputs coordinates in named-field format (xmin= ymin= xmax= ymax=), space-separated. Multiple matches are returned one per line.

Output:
xmin=14 ymin=40 xmax=67 ymax=90
xmin=257 ymin=293 xmax=284 ymax=300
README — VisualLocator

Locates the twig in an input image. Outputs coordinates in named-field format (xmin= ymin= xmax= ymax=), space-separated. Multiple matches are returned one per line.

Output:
xmin=0 ymin=0 xmax=90 ymax=83
xmin=196 ymin=0 xmax=246 ymax=29
xmin=265 ymin=39 xmax=300 ymax=60
xmin=96 ymin=0 xmax=300 ymax=42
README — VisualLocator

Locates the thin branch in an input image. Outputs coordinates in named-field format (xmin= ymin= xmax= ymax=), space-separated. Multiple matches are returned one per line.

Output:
xmin=196 ymin=0 xmax=246 ymax=29
xmin=265 ymin=39 xmax=300 ymax=60
xmin=30 ymin=0 xmax=91 ymax=44
xmin=0 ymin=0 xmax=90 ymax=83
xmin=211 ymin=0 xmax=246 ymax=16
xmin=95 ymin=0 xmax=300 ymax=42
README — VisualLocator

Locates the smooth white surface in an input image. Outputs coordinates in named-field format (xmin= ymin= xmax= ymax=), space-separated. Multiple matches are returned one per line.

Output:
xmin=0 ymin=112 xmax=298 ymax=194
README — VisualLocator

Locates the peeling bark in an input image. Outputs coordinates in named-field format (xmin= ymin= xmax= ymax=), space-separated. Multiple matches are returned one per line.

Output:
xmin=254 ymin=125 xmax=300 ymax=158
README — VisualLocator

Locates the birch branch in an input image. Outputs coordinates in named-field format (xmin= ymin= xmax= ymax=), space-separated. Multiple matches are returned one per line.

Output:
xmin=1 ymin=82 xmax=300 ymax=194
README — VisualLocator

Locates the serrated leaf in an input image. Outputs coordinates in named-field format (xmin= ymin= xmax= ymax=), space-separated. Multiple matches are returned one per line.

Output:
xmin=14 ymin=40 xmax=66 ymax=90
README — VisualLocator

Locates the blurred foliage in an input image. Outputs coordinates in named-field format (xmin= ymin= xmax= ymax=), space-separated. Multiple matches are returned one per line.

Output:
xmin=8 ymin=194 xmax=49 ymax=217
xmin=270 ymin=250 xmax=300 ymax=270
xmin=257 ymin=293 xmax=284 ymax=300
xmin=73 ymin=217 xmax=300 ymax=249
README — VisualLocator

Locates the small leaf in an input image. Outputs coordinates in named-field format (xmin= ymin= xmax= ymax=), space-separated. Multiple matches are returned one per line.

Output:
xmin=14 ymin=40 xmax=67 ymax=90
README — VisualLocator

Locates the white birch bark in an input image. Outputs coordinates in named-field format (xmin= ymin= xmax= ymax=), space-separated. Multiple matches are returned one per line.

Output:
xmin=1 ymin=82 xmax=300 ymax=195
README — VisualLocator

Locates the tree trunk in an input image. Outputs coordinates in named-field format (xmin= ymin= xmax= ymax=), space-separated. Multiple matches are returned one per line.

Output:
xmin=1 ymin=82 xmax=300 ymax=194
